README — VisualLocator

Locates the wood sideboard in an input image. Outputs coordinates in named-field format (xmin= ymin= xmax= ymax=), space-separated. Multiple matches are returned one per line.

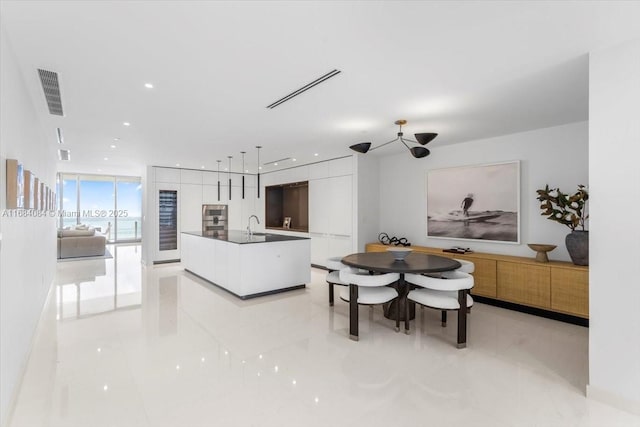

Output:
xmin=365 ymin=243 xmax=589 ymax=320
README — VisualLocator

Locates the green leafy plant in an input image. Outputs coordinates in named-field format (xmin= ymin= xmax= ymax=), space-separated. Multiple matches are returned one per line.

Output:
xmin=536 ymin=184 xmax=588 ymax=231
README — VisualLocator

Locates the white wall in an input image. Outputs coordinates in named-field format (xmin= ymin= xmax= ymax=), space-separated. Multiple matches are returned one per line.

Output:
xmin=378 ymin=121 xmax=588 ymax=261
xmin=355 ymin=153 xmax=380 ymax=251
xmin=588 ymin=38 xmax=640 ymax=412
xmin=0 ymin=28 xmax=58 ymax=424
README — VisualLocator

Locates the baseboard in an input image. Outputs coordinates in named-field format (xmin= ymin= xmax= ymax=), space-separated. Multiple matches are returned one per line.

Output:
xmin=153 ymin=259 xmax=180 ymax=265
xmin=472 ymin=295 xmax=589 ymax=327
xmin=587 ymin=384 xmax=640 ymax=415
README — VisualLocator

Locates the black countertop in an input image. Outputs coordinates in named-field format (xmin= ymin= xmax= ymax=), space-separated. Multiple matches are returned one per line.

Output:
xmin=182 ymin=230 xmax=310 ymax=244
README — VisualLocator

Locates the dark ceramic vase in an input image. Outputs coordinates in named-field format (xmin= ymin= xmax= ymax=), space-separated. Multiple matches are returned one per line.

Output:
xmin=565 ymin=230 xmax=589 ymax=266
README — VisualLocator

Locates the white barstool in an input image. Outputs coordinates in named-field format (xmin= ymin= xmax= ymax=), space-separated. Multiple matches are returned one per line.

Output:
xmin=404 ymin=270 xmax=474 ymax=348
xmin=339 ymin=267 xmax=400 ymax=341
xmin=325 ymin=256 xmax=348 ymax=306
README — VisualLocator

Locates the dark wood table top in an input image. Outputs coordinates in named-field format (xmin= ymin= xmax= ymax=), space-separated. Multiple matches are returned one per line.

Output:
xmin=341 ymin=252 xmax=461 ymax=274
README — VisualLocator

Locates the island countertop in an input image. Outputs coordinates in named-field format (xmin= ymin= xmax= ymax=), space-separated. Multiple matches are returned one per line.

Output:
xmin=182 ymin=230 xmax=310 ymax=244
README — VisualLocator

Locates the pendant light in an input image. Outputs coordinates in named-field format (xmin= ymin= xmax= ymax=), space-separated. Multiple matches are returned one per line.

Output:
xmin=256 ymin=146 xmax=262 ymax=198
xmin=216 ymin=160 xmax=221 ymax=201
xmin=228 ymin=156 xmax=232 ymax=200
xmin=241 ymin=151 xmax=246 ymax=199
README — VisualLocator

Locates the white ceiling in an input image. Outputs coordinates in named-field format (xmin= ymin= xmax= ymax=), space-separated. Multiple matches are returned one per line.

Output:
xmin=2 ymin=1 xmax=640 ymax=176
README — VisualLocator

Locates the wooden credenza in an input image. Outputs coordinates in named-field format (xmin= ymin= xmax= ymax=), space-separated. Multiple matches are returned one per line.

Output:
xmin=365 ymin=243 xmax=589 ymax=319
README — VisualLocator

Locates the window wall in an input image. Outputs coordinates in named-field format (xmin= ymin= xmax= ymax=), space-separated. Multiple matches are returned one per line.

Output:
xmin=59 ymin=173 xmax=142 ymax=242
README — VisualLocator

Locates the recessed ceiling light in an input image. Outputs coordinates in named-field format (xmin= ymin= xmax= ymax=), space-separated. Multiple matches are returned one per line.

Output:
xmin=110 ymin=144 xmax=116 ymax=149
xmin=144 ymin=83 xmax=154 ymax=89
xmin=245 ymin=169 xmax=249 ymax=173
xmin=113 ymin=138 xmax=120 ymax=141
xmin=224 ymin=168 xmax=228 ymax=171
xmin=123 ymin=122 xmax=130 ymax=126
xmin=274 ymin=163 xmax=278 ymax=166
xmin=314 ymin=153 xmax=319 ymax=156
xmin=104 ymin=157 xmax=108 ymax=161
xmin=176 ymin=163 xmax=180 ymax=167
xmin=201 ymin=165 xmax=205 ymax=169
xmin=292 ymin=158 xmax=297 ymax=162
xmin=259 ymin=166 xmax=262 ymax=170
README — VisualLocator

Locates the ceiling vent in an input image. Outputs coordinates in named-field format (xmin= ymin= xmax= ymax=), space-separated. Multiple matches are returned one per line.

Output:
xmin=58 ymin=149 xmax=70 ymax=161
xmin=38 ymin=69 xmax=64 ymax=116
xmin=263 ymin=157 xmax=291 ymax=166
xmin=266 ymin=69 xmax=341 ymax=109
xmin=56 ymin=128 xmax=64 ymax=144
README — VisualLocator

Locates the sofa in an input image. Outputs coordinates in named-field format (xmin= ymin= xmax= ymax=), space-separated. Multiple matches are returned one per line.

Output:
xmin=57 ymin=227 xmax=107 ymax=259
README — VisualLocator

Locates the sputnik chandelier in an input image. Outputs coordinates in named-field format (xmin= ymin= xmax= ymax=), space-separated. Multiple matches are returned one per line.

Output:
xmin=350 ymin=120 xmax=437 ymax=159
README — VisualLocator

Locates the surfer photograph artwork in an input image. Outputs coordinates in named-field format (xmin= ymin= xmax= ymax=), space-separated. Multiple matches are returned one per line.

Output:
xmin=426 ymin=161 xmax=520 ymax=243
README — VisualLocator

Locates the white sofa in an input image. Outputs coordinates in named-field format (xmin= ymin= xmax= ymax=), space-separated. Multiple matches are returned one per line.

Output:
xmin=57 ymin=227 xmax=106 ymax=259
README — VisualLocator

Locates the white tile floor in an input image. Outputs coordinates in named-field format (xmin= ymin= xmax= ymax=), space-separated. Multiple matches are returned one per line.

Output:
xmin=7 ymin=244 xmax=640 ymax=427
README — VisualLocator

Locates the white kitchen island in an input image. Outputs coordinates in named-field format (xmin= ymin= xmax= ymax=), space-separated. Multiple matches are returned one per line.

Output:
xmin=181 ymin=231 xmax=311 ymax=299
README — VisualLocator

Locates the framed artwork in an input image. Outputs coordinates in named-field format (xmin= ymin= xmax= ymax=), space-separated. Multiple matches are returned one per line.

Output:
xmin=283 ymin=217 xmax=291 ymax=229
xmin=426 ymin=160 xmax=520 ymax=244
xmin=24 ymin=170 xmax=34 ymax=209
xmin=40 ymin=182 xmax=45 ymax=210
xmin=6 ymin=159 xmax=21 ymax=209
xmin=34 ymin=177 xmax=40 ymax=210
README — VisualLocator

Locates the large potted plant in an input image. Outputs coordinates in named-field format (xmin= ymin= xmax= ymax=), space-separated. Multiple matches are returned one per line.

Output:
xmin=536 ymin=184 xmax=589 ymax=265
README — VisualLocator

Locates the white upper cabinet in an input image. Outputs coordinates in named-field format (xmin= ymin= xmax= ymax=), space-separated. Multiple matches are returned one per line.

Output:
xmin=181 ymin=169 xmax=203 ymax=185
xmin=309 ymin=162 xmax=329 ymax=180
xmin=155 ymin=167 xmax=181 ymax=183
xmin=328 ymin=157 xmax=353 ymax=177
xmin=202 ymin=171 xmax=218 ymax=185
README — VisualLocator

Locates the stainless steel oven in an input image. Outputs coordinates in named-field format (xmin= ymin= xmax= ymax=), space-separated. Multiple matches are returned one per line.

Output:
xmin=202 ymin=204 xmax=228 ymax=233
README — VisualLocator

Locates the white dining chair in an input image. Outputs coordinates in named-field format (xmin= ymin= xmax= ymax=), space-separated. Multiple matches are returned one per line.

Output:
xmin=339 ymin=267 xmax=400 ymax=341
xmin=404 ymin=270 xmax=474 ymax=348
xmin=325 ymin=256 xmax=348 ymax=306
xmin=453 ymin=258 xmax=475 ymax=274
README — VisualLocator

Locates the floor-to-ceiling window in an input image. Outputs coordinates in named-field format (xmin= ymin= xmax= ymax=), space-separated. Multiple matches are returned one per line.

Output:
xmin=58 ymin=173 xmax=142 ymax=242
xmin=116 ymin=177 xmax=142 ymax=241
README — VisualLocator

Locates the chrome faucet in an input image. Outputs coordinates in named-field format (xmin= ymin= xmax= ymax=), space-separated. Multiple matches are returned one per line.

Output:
xmin=247 ymin=215 xmax=260 ymax=236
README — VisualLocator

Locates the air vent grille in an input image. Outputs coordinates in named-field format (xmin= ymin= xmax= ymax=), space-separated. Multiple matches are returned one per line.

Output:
xmin=263 ymin=157 xmax=291 ymax=166
xmin=266 ymin=69 xmax=341 ymax=109
xmin=38 ymin=69 xmax=64 ymax=116
xmin=58 ymin=149 xmax=70 ymax=161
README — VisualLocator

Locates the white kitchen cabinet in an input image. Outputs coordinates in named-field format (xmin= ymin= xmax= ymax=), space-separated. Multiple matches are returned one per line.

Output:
xmin=180 ymin=169 xmax=203 ymax=185
xmin=155 ymin=167 xmax=181 ymax=183
xmin=309 ymin=179 xmax=330 ymax=234
xmin=329 ymin=175 xmax=352 ymax=236
xmin=309 ymin=175 xmax=352 ymax=236
xmin=180 ymin=184 xmax=203 ymax=233
xmin=310 ymin=233 xmax=352 ymax=266
xmin=328 ymin=156 xmax=353 ymax=177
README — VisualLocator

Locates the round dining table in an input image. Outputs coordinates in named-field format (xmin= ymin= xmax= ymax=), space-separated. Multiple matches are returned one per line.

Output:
xmin=341 ymin=251 xmax=461 ymax=340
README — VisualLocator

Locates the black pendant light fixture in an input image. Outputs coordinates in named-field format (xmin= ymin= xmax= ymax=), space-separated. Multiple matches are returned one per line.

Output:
xmin=241 ymin=151 xmax=246 ymax=199
xmin=350 ymin=120 xmax=437 ymax=159
xmin=216 ymin=160 xmax=221 ymax=201
xmin=228 ymin=156 xmax=232 ymax=200
xmin=256 ymin=146 xmax=262 ymax=199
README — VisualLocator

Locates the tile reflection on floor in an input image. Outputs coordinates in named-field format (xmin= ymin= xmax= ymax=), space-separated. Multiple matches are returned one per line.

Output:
xmin=8 ymin=244 xmax=640 ymax=427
